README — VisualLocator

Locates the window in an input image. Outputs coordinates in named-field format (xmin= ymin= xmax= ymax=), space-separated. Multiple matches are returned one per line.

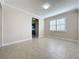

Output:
xmin=50 ymin=18 xmax=66 ymax=32
xmin=57 ymin=18 xmax=66 ymax=31
xmin=50 ymin=20 xmax=56 ymax=31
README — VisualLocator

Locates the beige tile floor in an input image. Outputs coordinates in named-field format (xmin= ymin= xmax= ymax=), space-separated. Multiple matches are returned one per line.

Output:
xmin=0 ymin=38 xmax=79 ymax=59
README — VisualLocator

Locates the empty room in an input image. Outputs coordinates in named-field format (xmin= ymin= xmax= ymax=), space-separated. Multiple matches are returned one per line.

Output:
xmin=0 ymin=0 xmax=79 ymax=59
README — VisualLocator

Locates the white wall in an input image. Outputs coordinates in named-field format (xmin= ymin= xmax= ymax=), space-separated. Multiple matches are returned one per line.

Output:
xmin=2 ymin=4 xmax=44 ymax=45
xmin=78 ymin=6 xmax=79 ymax=43
xmin=39 ymin=18 xmax=44 ymax=38
xmin=0 ymin=8 xmax=2 ymax=46
xmin=44 ymin=10 xmax=78 ymax=41
xmin=3 ymin=5 xmax=32 ymax=45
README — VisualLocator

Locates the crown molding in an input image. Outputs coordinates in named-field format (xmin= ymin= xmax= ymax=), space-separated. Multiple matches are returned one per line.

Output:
xmin=1 ymin=0 xmax=41 ymax=19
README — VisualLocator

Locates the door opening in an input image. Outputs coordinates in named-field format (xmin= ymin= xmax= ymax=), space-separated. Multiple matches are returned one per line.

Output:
xmin=32 ymin=18 xmax=39 ymax=38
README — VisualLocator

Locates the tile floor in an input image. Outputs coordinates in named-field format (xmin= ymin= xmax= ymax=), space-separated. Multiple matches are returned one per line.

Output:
xmin=0 ymin=38 xmax=79 ymax=59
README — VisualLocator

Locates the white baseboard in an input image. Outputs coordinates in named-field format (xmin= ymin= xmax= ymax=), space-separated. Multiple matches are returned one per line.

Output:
xmin=1 ymin=37 xmax=78 ymax=47
xmin=45 ymin=36 xmax=78 ymax=43
xmin=2 ymin=39 xmax=32 ymax=47
xmin=58 ymin=37 xmax=78 ymax=42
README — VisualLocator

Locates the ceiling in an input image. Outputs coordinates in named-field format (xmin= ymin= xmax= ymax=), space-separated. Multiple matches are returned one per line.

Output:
xmin=5 ymin=0 xmax=78 ymax=18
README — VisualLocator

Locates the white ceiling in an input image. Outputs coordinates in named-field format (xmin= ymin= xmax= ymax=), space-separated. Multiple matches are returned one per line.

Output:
xmin=5 ymin=0 xmax=78 ymax=18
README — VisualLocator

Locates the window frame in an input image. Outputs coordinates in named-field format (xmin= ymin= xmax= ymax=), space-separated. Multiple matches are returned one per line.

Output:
xmin=49 ymin=18 xmax=66 ymax=32
xmin=49 ymin=20 xmax=57 ymax=31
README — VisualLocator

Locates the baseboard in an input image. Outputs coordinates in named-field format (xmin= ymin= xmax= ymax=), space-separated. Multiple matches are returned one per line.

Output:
xmin=58 ymin=37 xmax=78 ymax=42
xmin=1 ymin=37 xmax=78 ymax=47
xmin=45 ymin=36 xmax=78 ymax=43
xmin=2 ymin=38 xmax=32 ymax=47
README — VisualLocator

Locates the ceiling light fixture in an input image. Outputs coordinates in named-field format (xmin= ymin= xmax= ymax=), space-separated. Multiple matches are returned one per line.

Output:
xmin=42 ymin=3 xmax=50 ymax=10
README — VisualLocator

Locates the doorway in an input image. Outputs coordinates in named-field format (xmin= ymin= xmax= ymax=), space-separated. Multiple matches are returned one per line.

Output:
xmin=32 ymin=18 xmax=39 ymax=38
